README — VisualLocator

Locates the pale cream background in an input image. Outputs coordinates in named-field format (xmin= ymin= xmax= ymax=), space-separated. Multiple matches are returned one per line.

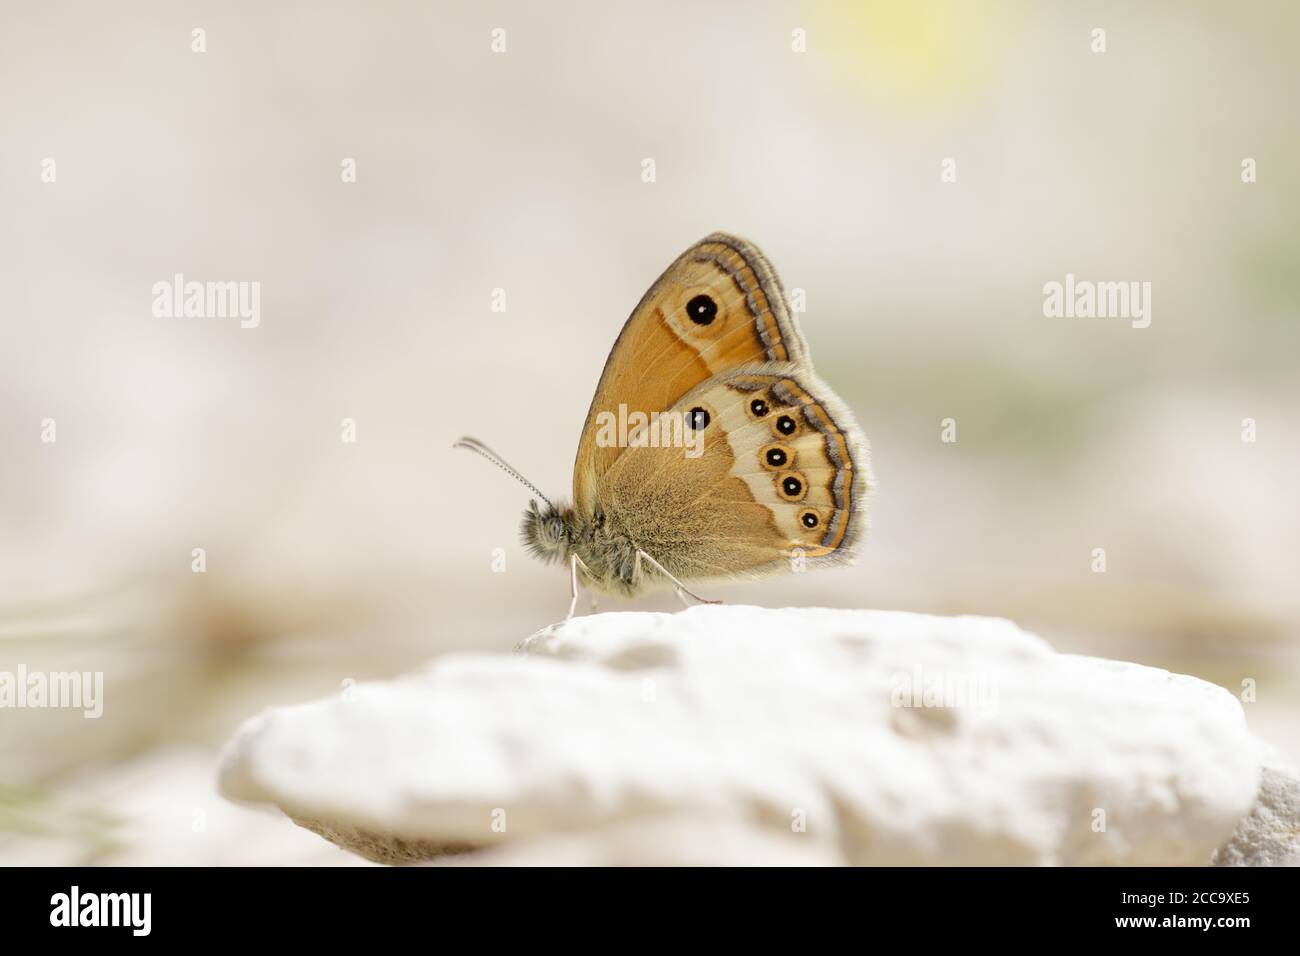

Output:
xmin=1 ymin=0 xmax=1296 ymax=863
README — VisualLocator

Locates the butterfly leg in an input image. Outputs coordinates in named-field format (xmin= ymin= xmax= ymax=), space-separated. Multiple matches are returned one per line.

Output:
xmin=565 ymin=554 xmax=582 ymax=619
xmin=567 ymin=554 xmax=598 ymax=619
xmin=636 ymin=549 xmax=722 ymax=607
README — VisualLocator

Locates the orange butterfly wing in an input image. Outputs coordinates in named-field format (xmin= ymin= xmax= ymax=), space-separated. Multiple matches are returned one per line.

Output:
xmin=572 ymin=233 xmax=810 ymax=514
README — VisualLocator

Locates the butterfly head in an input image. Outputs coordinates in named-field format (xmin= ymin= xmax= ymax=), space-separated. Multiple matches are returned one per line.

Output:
xmin=520 ymin=498 xmax=579 ymax=564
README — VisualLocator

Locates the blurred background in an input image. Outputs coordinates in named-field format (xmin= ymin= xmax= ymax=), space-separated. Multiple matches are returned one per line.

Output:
xmin=2 ymin=0 xmax=1296 ymax=864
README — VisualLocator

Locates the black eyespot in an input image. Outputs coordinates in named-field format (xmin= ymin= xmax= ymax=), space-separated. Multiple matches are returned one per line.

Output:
xmin=765 ymin=447 xmax=787 ymax=467
xmin=686 ymin=294 xmax=717 ymax=326
xmin=782 ymin=475 xmax=803 ymax=497
xmin=688 ymin=407 xmax=710 ymax=430
xmin=750 ymin=398 xmax=769 ymax=417
xmin=776 ymin=415 xmax=797 ymax=436
xmin=801 ymin=511 xmax=819 ymax=529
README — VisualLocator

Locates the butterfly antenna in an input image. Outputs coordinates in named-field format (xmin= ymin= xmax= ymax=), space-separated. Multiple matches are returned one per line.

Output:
xmin=453 ymin=436 xmax=555 ymax=511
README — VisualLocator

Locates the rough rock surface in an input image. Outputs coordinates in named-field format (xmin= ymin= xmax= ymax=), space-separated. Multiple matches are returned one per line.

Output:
xmin=1212 ymin=745 xmax=1300 ymax=867
xmin=218 ymin=605 xmax=1283 ymax=865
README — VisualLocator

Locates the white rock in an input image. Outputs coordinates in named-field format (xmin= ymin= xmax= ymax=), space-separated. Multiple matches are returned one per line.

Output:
xmin=218 ymin=605 xmax=1269 ymax=865
xmin=1213 ymin=745 xmax=1300 ymax=867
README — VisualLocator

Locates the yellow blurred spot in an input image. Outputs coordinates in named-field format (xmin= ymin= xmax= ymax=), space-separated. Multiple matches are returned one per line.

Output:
xmin=813 ymin=0 xmax=993 ymax=102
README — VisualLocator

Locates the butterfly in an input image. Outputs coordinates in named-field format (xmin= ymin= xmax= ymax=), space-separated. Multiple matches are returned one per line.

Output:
xmin=457 ymin=232 xmax=871 ymax=617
